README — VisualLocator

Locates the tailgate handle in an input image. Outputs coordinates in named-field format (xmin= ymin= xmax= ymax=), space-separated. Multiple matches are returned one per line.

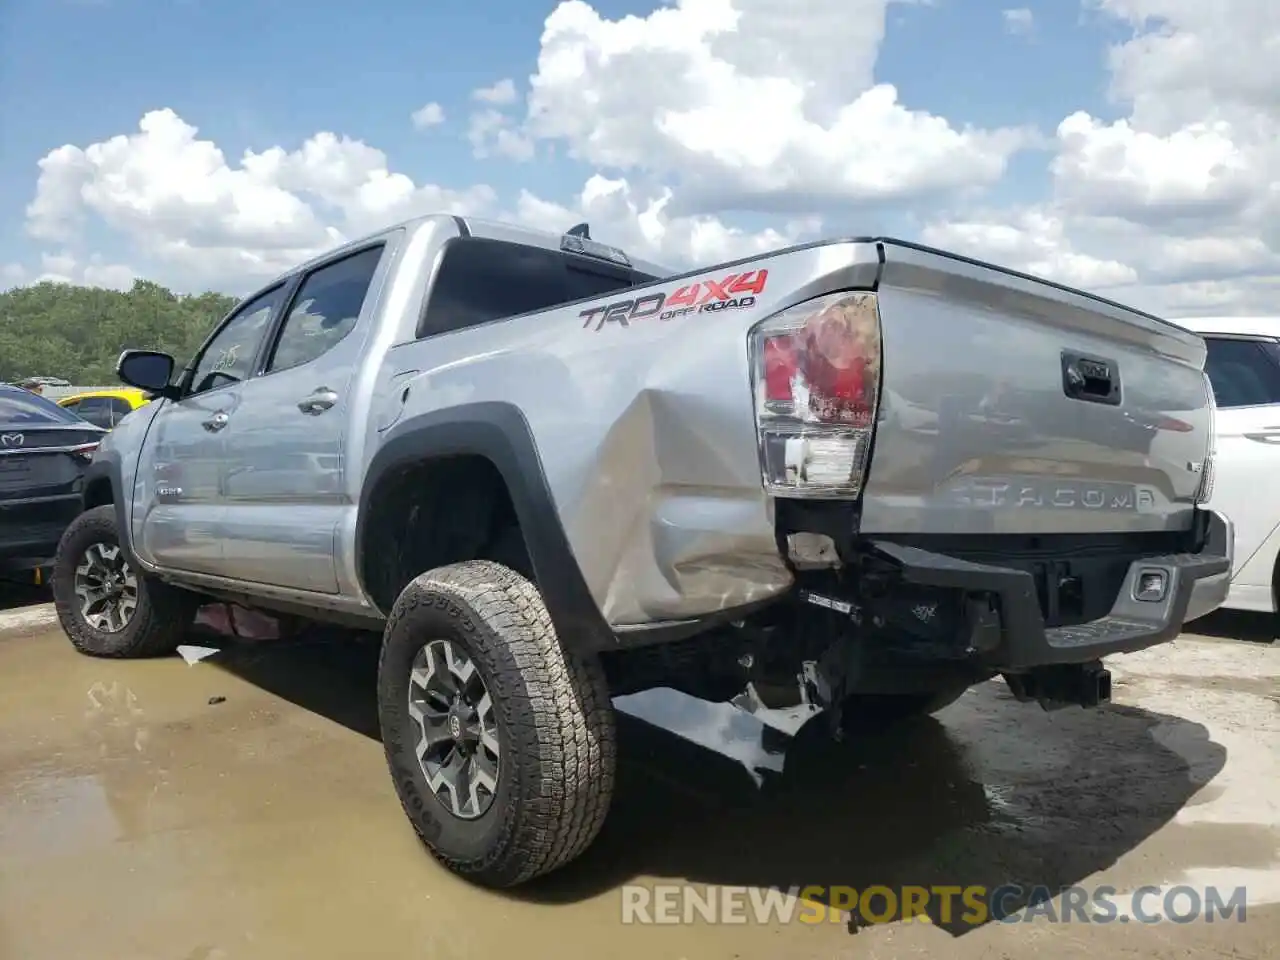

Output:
xmin=1061 ymin=352 xmax=1121 ymax=406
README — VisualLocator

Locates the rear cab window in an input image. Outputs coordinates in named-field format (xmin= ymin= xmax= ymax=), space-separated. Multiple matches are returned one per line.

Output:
xmin=417 ymin=237 xmax=660 ymax=338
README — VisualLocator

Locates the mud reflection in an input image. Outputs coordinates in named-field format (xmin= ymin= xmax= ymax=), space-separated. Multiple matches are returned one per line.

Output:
xmin=209 ymin=633 xmax=1225 ymax=935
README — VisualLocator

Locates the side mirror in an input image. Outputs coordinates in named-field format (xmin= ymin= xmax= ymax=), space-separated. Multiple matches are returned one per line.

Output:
xmin=117 ymin=350 xmax=178 ymax=398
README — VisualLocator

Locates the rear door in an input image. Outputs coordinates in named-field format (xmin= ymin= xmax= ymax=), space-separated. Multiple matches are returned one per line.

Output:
xmin=1199 ymin=334 xmax=1280 ymax=583
xmin=133 ymin=285 xmax=287 ymax=576
xmin=218 ymin=243 xmax=388 ymax=593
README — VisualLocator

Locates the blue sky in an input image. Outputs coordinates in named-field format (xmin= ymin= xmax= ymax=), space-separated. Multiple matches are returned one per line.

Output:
xmin=0 ymin=0 xmax=1271 ymax=316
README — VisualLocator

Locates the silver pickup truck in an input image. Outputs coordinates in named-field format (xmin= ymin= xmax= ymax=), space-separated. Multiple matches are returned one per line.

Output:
xmin=51 ymin=214 xmax=1232 ymax=888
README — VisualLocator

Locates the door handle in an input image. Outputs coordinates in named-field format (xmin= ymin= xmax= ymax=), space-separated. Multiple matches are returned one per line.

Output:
xmin=1244 ymin=429 xmax=1280 ymax=444
xmin=202 ymin=411 xmax=229 ymax=432
xmin=298 ymin=388 xmax=339 ymax=415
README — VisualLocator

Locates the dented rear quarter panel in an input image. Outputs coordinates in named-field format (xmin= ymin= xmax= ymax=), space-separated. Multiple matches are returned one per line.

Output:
xmin=362 ymin=227 xmax=1213 ymax=631
xmin=375 ymin=240 xmax=882 ymax=627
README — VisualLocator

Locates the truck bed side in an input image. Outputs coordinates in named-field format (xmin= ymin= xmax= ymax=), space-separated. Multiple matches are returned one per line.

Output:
xmin=370 ymin=240 xmax=882 ymax=628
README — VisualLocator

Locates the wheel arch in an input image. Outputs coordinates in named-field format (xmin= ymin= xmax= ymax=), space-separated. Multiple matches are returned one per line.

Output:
xmin=79 ymin=456 xmax=139 ymax=567
xmin=355 ymin=401 xmax=614 ymax=652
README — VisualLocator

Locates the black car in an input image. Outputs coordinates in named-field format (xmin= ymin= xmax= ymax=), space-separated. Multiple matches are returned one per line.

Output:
xmin=0 ymin=383 xmax=107 ymax=584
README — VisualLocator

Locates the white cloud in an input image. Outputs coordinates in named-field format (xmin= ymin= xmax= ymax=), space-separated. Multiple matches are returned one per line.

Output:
xmin=410 ymin=102 xmax=445 ymax=129
xmin=17 ymin=103 xmax=788 ymax=290
xmin=466 ymin=78 xmax=533 ymax=160
xmin=467 ymin=109 xmax=536 ymax=162
xmin=924 ymin=0 xmax=1280 ymax=314
xmin=30 ymin=252 xmax=137 ymax=290
xmin=1051 ymin=112 xmax=1256 ymax=223
xmin=512 ymin=174 xmax=818 ymax=269
xmin=1097 ymin=0 xmax=1280 ymax=126
xmin=471 ymin=78 xmax=518 ymax=105
xmin=521 ymin=0 xmax=1034 ymax=213
xmin=922 ymin=208 xmax=1139 ymax=290
xmin=1002 ymin=8 xmax=1033 ymax=35
xmin=24 ymin=108 xmax=497 ymax=291
xmin=11 ymin=0 xmax=1280 ymax=313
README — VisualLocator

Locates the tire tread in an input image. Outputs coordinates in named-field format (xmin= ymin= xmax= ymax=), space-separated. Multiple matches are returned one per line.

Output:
xmin=379 ymin=559 xmax=615 ymax=886
xmin=53 ymin=505 xmax=195 ymax=659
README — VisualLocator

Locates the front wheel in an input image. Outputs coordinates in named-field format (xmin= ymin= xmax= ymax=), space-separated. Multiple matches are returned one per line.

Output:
xmin=377 ymin=559 xmax=616 ymax=888
xmin=52 ymin=505 xmax=197 ymax=658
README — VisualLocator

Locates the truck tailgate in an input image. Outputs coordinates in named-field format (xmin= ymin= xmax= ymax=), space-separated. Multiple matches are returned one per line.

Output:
xmin=860 ymin=240 xmax=1211 ymax=536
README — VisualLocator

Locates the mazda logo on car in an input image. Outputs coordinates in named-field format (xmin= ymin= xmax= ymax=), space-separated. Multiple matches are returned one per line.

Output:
xmin=0 ymin=433 xmax=23 ymax=448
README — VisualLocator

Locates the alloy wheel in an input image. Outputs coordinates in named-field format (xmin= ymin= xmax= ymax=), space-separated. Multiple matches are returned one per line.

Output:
xmin=73 ymin=542 xmax=138 ymax=634
xmin=408 ymin=638 xmax=502 ymax=820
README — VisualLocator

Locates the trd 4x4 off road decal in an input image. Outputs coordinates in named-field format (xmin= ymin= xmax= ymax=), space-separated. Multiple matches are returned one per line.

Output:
xmin=580 ymin=270 xmax=769 ymax=332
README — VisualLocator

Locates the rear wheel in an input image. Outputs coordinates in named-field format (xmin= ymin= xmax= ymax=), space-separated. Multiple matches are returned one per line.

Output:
xmin=52 ymin=505 xmax=197 ymax=658
xmin=378 ymin=559 xmax=616 ymax=888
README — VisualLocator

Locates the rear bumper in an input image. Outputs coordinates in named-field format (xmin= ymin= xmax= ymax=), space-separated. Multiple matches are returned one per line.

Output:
xmin=0 ymin=493 xmax=82 ymax=573
xmin=869 ymin=509 xmax=1233 ymax=671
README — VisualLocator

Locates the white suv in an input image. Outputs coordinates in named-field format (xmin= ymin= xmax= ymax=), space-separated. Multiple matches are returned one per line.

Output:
xmin=1177 ymin=316 xmax=1280 ymax=614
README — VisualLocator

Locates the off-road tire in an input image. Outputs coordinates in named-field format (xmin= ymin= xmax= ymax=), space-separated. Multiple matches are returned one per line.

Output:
xmin=52 ymin=505 xmax=197 ymax=658
xmin=838 ymin=685 xmax=970 ymax=733
xmin=378 ymin=559 xmax=616 ymax=888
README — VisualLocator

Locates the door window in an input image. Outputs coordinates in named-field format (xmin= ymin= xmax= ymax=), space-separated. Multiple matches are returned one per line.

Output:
xmin=1203 ymin=337 xmax=1280 ymax=408
xmin=75 ymin=397 xmax=116 ymax=429
xmin=187 ymin=286 xmax=286 ymax=395
xmin=266 ymin=245 xmax=384 ymax=374
xmin=107 ymin=397 xmax=134 ymax=424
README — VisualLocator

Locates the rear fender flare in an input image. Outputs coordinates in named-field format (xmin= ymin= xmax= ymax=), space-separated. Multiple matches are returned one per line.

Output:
xmin=355 ymin=401 xmax=614 ymax=652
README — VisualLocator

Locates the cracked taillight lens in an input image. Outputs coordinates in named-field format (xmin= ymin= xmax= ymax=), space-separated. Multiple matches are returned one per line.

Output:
xmin=749 ymin=291 xmax=882 ymax=498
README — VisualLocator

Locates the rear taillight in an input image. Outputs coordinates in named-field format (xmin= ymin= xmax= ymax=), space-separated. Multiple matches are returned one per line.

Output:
xmin=749 ymin=291 xmax=882 ymax=498
xmin=69 ymin=442 xmax=100 ymax=464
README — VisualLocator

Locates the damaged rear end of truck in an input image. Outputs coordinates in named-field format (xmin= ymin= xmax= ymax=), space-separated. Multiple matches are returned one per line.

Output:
xmin=609 ymin=237 xmax=1233 ymax=724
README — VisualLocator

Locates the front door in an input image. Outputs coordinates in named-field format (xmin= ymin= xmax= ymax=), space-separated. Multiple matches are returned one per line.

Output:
xmin=134 ymin=285 xmax=287 ymax=576
xmin=218 ymin=243 xmax=388 ymax=593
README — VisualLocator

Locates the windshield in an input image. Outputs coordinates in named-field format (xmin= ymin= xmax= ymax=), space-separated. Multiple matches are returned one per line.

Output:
xmin=0 ymin=389 xmax=86 ymax=426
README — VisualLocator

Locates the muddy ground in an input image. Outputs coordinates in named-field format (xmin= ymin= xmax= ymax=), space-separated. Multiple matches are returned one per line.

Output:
xmin=0 ymin=585 xmax=1276 ymax=960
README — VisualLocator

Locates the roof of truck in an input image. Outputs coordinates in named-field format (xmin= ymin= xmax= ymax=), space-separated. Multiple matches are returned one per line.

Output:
xmin=271 ymin=213 xmax=677 ymax=289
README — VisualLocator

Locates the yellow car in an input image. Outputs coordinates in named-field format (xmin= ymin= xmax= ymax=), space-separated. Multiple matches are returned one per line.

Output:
xmin=56 ymin=387 xmax=151 ymax=430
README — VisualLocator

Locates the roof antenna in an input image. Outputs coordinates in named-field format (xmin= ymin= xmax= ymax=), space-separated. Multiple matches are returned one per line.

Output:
xmin=566 ymin=222 xmax=590 ymax=240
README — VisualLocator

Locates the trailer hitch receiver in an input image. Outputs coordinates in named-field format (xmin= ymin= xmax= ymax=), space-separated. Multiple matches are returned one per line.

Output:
xmin=1003 ymin=662 xmax=1112 ymax=711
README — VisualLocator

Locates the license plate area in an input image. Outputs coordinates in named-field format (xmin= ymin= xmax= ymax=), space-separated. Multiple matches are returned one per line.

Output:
xmin=0 ymin=456 xmax=31 ymax=479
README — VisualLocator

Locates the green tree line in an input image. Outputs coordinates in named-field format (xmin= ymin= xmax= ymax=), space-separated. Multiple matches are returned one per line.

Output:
xmin=0 ymin=279 xmax=238 ymax=384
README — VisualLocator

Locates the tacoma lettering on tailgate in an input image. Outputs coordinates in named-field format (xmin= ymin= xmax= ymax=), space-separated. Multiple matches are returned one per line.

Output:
xmin=580 ymin=270 xmax=768 ymax=331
